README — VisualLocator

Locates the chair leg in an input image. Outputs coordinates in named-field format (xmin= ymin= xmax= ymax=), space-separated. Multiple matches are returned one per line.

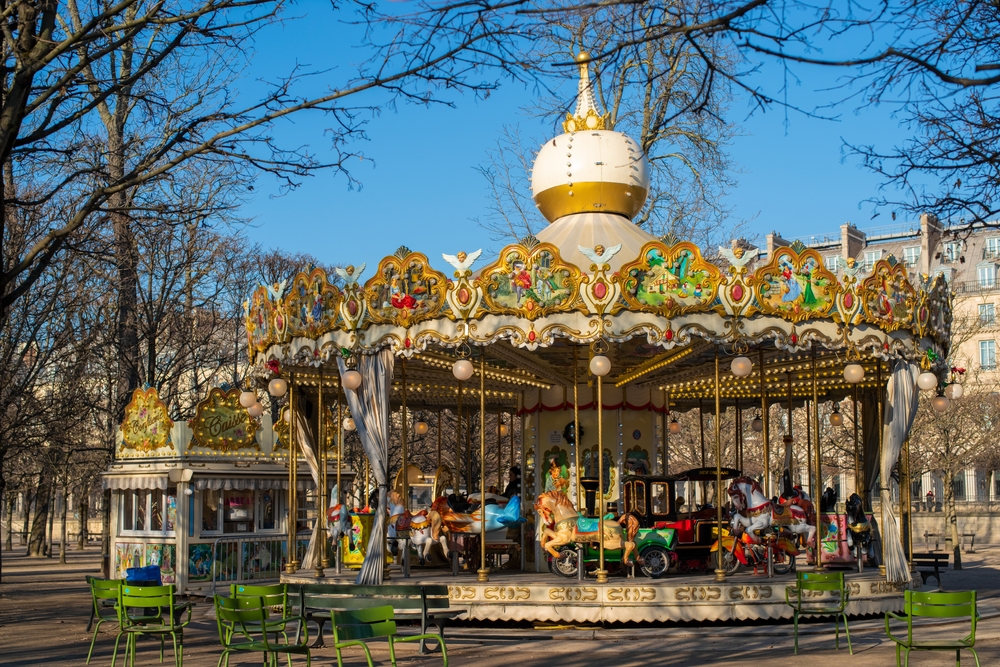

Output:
xmin=969 ymin=647 xmax=980 ymax=667
xmin=112 ymin=633 xmax=123 ymax=667
xmin=439 ymin=638 xmax=449 ymax=667
xmin=956 ymin=648 xmax=961 ymax=667
xmin=160 ymin=635 xmax=165 ymax=663
xmin=388 ymin=637 xmax=397 ymax=667
xmin=904 ymin=647 xmax=911 ymax=667
xmin=87 ymin=619 xmax=103 ymax=664
xmin=842 ymin=613 xmax=853 ymax=655
xmin=835 ymin=616 xmax=840 ymax=649
xmin=793 ymin=612 xmax=799 ymax=654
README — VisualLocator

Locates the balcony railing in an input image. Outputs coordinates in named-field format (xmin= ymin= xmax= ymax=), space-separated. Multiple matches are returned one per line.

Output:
xmin=954 ymin=280 xmax=999 ymax=294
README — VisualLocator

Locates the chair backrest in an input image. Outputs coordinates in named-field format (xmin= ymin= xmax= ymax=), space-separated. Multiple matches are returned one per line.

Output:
xmin=906 ymin=590 xmax=977 ymax=620
xmin=794 ymin=571 xmax=846 ymax=606
xmin=214 ymin=595 xmax=271 ymax=647
xmin=232 ymin=583 xmax=288 ymax=613
xmin=332 ymin=605 xmax=397 ymax=642
xmin=89 ymin=577 xmax=121 ymax=617
xmin=119 ymin=584 xmax=176 ymax=626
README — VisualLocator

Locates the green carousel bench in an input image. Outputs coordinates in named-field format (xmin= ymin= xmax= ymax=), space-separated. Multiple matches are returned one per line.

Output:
xmin=290 ymin=584 xmax=459 ymax=653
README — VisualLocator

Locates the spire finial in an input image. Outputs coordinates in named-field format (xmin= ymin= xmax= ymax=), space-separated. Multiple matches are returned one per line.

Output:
xmin=563 ymin=51 xmax=612 ymax=133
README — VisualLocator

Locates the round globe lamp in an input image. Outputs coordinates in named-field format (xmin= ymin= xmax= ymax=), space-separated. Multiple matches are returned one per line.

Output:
xmin=590 ymin=355 xmax=611 ymax=377
xmin=844 ymin=364 xmax=865 ymax=384
xmin=731 ymin=356 xmax=753 ymax=377
xmin=917 ymin=372 xmax=939 ymax=391
xmin=268 ymin=378 xmax=288 ymax=397
xmin=342 ymin=370 xmax=363 ymax=391
xmin=453 ymin=359 xmax=474 ymax=381
xmin=239 ymin=390 xmax=257 ymax=408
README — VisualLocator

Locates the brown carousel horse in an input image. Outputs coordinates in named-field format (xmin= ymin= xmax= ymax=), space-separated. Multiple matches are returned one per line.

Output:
xmin=534 ymin=490 xmax=637 ymax=564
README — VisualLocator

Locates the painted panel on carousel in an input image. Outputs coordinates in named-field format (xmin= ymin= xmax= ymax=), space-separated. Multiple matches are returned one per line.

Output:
xmin=120 ymin=386 xmax=173 ymax=455
xmin=188 ymin=387 xmax=261 ymax=451
xmin=115 ymin=542 xmax=144 ymax=579
xmin=244 ymin=282 xmax=286 ymax=353
xmin=145 ymin=544 xmax=177 ymax=584
xmin=922 ymin=272 xmax=952 ymax=348
xmin=284 ymin=267 xmax=341 ymax=339
xmin=860 ymin=257 xmax=916 ymax=332
xmin=364 ymin=248 xmax=448 ymax=327
xmin=624 ymin=445 xmax=650 ymax=476
xmin=749 ymin=244 xmax=838 ymax=322
xmin=582 ymin=446 xmax=617 ymax=501
xmin=542 ymin=447 xmax=570 ymax=495
xmin=476 ymin=241 xmax=582 ymax=320
xmin=620 ymin=241 xmax=723 ymax=316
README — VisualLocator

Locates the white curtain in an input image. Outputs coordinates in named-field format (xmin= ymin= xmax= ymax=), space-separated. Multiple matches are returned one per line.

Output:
xmin=295 ymin=401 xmax=322 ymax=570
xmin=880 ymin=359 xmax=919 ymax=583
xmin=339 ymin=348 xmax=395 ymax=585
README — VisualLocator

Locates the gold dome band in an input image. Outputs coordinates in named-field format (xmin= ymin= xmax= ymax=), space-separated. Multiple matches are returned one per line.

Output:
xmin=534 ymin=181 xmax=647 ymax=223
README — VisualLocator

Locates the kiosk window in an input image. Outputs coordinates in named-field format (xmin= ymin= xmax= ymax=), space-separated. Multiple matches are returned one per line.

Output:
xmin=120 ymin=488 xmax=177 ymax=536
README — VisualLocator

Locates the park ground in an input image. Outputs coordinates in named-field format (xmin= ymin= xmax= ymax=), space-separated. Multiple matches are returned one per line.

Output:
xmin=2 ymin=545 xmax=999 ymax=666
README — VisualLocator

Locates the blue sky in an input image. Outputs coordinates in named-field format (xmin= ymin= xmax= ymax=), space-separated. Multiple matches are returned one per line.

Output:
xmin=236 ymin=7 xmax=919 ymax=274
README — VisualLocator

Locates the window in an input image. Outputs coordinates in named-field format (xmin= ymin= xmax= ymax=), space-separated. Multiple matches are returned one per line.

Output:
xmin=953 ymin=474 xmax=966 ymax=502
xmin=981 ymin=303 xmax=996 ymax=325
xmin=980 ymin=340 xmax=996 ymax=370
xmin=825 ymin=255 xmax=840 ymax=272
xmin=988 ymin=238 xmax=1000 ymax=259
xmin=200 ymin=488 xmax=283 ymax=535
xmin=862 ymin=249 xmax=882 ymax=272
xmin=903 ymin=246 xmax=920 ymax=266
xmin=944 ymin=241 xmax=962 ymax=263
xmin=633 ymin=480 xmax=647 ymax=516
xmin=651 ymin=482 xmax=671 ymax=515
xmin=979 ymin=265 xmax=996 ymax=288
xmin=120 ymin=488 xmax=176 ymax=535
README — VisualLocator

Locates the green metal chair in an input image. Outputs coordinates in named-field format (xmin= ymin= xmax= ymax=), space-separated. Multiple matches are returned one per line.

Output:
xmin=115 ymin=584 xmax=192 ymax=667
xmin=331 ymin=605 xmax=448 ymax=667
xmin=785 ymin=570 xmax=852 ymax=655
xmin=885 ymin=590 xmax=980 ymax=667
xmin=214 ymin=595 xmax=311 ymax=667
xmin=86 ymin=577 xmax=121 ymax=664
xmin=230 ymin=584 xmax=295 ymax=664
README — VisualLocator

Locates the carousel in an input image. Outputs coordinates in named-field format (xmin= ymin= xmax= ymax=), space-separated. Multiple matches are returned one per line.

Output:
xmin=241 ymin=54 xmax=953 ymax=623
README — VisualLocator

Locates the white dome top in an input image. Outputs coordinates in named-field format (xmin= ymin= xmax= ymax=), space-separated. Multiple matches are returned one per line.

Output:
xmin=530 ymin=53 xmax=651 ymax=223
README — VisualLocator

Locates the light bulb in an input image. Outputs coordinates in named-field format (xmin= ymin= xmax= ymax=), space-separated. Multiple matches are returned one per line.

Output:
xmin=239 ymin=390 xmax=257 ymax=408
xmin=499 ymin=424 xmax=509 ymax=437
xmin=750 ymin=416 xmax=763 ymax=433
xmin=731 ymin=356 xmax=753 ymax=377
xmin=843 ymin=364 xmax=865 ymax=384
xmin=829 ymin=409 xmax=844 ymax=427
xmin=343 ymin=417 xmax=356 ymax=431
xmin=931 ymin=394 xmax=950 ymax=413
xmin=268 ymin=378 xmax=288 ymax=397
xmin=944 ymin=383 xmax=964 ymax=400
xmin=282 ymin=410 xmax=290 ymax=423
xmin=917 ymin=371 xmax=939 ymax=391
xmin=668 ymin=419 xmax=681 ymax=435
xmin=414 ymin=421 xmax=429 ymax=435
xmin=247 ymin=402 xmax=264 ymax=418
xmin=342 ymin=369 xmax=362 ymax=391
xmin=590 ymin=355 xmax=611 ymax=377
xmin=453 ymin=359 xmax=474 ymax=381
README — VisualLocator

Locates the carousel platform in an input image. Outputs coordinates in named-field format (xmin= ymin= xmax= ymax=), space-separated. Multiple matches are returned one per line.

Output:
xmin=282 ymin=567 xmax=916 ymax=625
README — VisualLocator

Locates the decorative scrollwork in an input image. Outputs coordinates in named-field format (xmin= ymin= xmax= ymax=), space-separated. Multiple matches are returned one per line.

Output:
xmin=475 ymin=242 xmax=583 ymax=320
xmin=748 ymin=246 xmax=839 ymax=323
xmin=619 ymin=241 xmax=723 ymax=317
xmin=364 ymin=252 xmax=448 ymax=328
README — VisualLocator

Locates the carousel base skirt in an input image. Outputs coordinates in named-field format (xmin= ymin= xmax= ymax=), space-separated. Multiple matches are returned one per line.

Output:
xmin=281 ymin=568 xmax=917 ymax=624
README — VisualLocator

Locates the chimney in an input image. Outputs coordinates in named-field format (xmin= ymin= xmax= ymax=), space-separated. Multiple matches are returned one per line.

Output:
xmin=920 ymin=213 xmax=942 ymax=276
xmin=766 ymin=231 xmax=791 ymax=261
xmin=841 ymin=223 xmax=866 ymax=263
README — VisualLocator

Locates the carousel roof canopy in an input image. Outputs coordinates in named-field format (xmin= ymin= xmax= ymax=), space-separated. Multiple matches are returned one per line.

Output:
xmin=244 ymin=56 xmax=952 ymax=411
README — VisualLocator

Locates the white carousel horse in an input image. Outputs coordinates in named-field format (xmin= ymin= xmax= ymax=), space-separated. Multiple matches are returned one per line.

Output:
xmin=728 ymin=477 xmax=816 ymax=547
xmin=326 ymin=484 xmax=353 ymax=543
xmin=387 ymin=491 xmax=450 ymax=562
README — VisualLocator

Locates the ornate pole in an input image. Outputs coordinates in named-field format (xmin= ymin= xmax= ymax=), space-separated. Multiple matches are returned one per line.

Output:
xmin=878 ymin=360 xmax=886 ymax=576
xmin=812 ymin=352 xmax=824 ymax=571
xmin=735 ymin=398 xmax=742 ymax=471
xmin=903 ymin=437 xmax=912 ymax=566
xmin=714 ymin=348 xmax=726 ymax=582
xmin=662 ymin=388 xmax=669 ymax=475
xmin=497 ymin=405 xmax=502 ymax=491
xmin=317 ymin=375 xmax=328 ymax=577
xmin=478 ymin=350 xmax=489 ymax=583
xmin=437 ymin=409 xmax=442 ymax=470
xmin=287 ymin=375 xmax=298 ymax=573
xmin=508 ymin=411 xmax=514 ymax=489
xmin=595 ymin=361 xmax=608 ymax=584
xmin=698 ymin=397 xmax=706 ymax=503
xmin=456 ymin=381 xmax=463 ymax=492
xmin=401 ymin=360 xmax=409 ymax=509
xmin=336 ymin=388 xmax=343 ymax=574
xmin=760 ymin=347 xmax=770 ymax=497
xmin=853 ymin=383 xmax=860 ymax=495
xmin=573 ymin=346 xmax=581 ymax=508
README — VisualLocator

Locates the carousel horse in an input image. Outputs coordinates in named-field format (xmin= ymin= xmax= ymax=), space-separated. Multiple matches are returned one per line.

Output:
xmin=845 ymin=493 xmax=873 ymax=571
xmin=430 ymin=494 xmax=525 ymax=534
xmin=618 ymin=513 xmax=640 ymax=565
xmin=326 ymin=484 xmax=353 ymax=544
xmin=533 ymin=491 xmax=635 ymax=561
xmin=386 ymin=491 xmax=449 ymax=561
xmin=729 ymin=477 xmax=816 ymax=547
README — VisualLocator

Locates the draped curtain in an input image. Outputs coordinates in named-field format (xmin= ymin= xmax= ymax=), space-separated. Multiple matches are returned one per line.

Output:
xmin=880 ymin=360 xmax=920 ymax=584
xmin=861 ymin=389 xmax=881 ymax=512
xmin=295 ymin=399 xmax=322 ymax=570
xmin=339 ymin=348 xmax=395 ymax=585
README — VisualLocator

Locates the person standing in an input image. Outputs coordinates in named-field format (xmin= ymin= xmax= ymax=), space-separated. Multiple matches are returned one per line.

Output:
xmin=503 ymin=466 xmax=521 ymax=499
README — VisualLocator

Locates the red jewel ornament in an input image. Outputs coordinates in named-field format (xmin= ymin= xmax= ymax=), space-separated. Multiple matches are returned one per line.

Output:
xmin=458 ymin=287 xmax=470 ymax=305
xmin=790 ymin=334 xmax=798 ymax=344
xmin=844 ymin=293 xmax=854 ymax=309
xmin=593 ymin=282 xmax=608 ymax=299
xmin=404 ymin=337 xmax=412 ymax=348
xmin=528 ymin=330 xmax=537 ymax=342
xmin=665 ymin=329 xmax=674 ymax=341
xmin=731 ymin=284 xmax=744 ymax=301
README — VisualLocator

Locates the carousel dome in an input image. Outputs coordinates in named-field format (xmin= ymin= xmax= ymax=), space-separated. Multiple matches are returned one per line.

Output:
xmin=530 ymin=53 xmax=651 ymax=224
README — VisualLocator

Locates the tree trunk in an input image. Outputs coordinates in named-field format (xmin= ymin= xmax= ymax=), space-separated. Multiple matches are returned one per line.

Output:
xmin=28 ymin=476 xmax=51 ymax=557
xmin=20 ymin=486 xmax=33 ymax=545
xmin=46 ymin=483 xmax=55 ymax=557
xmin=77 ymin=487 xmax=88 ymax=550
xmin=60 ymin=480 xmax=68 ymax=564
xmin=943 ymin=469 xmax=962 ymax=570
xmin=4 ymin=495 xmax=12 ymax=551
xmin=101 ymin=488 xmax=112 ymax=577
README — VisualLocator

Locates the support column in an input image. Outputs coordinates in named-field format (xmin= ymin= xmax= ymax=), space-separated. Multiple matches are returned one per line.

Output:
xmin=478 ymin=351 xmax=489 ymax=583
xmin=573 ymin=346 xmax=581 ymax=508
xmin=760 ymin=347 xmax=770 ymax=497
xmin=662 ymin=388 xmax=669 ymax=475
xmin=714 ymin=348 xmax=726 ymax=583
xmin=401 ymin=360 xmax=409 ymax=510
xmin=853 ymin=384 xmax=860 ymax=495
xmin=811 ymin=352 xmax=824 ymax=571
xmin=287 ymin=376 xmax=299 ymax=573
xmin=317 ymin=378 xmax=328 ymax=577
xmin=595 ymin=362 xmax=608 ymax=584
xmin=336 ymin=389 xmax=344 ymax=574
